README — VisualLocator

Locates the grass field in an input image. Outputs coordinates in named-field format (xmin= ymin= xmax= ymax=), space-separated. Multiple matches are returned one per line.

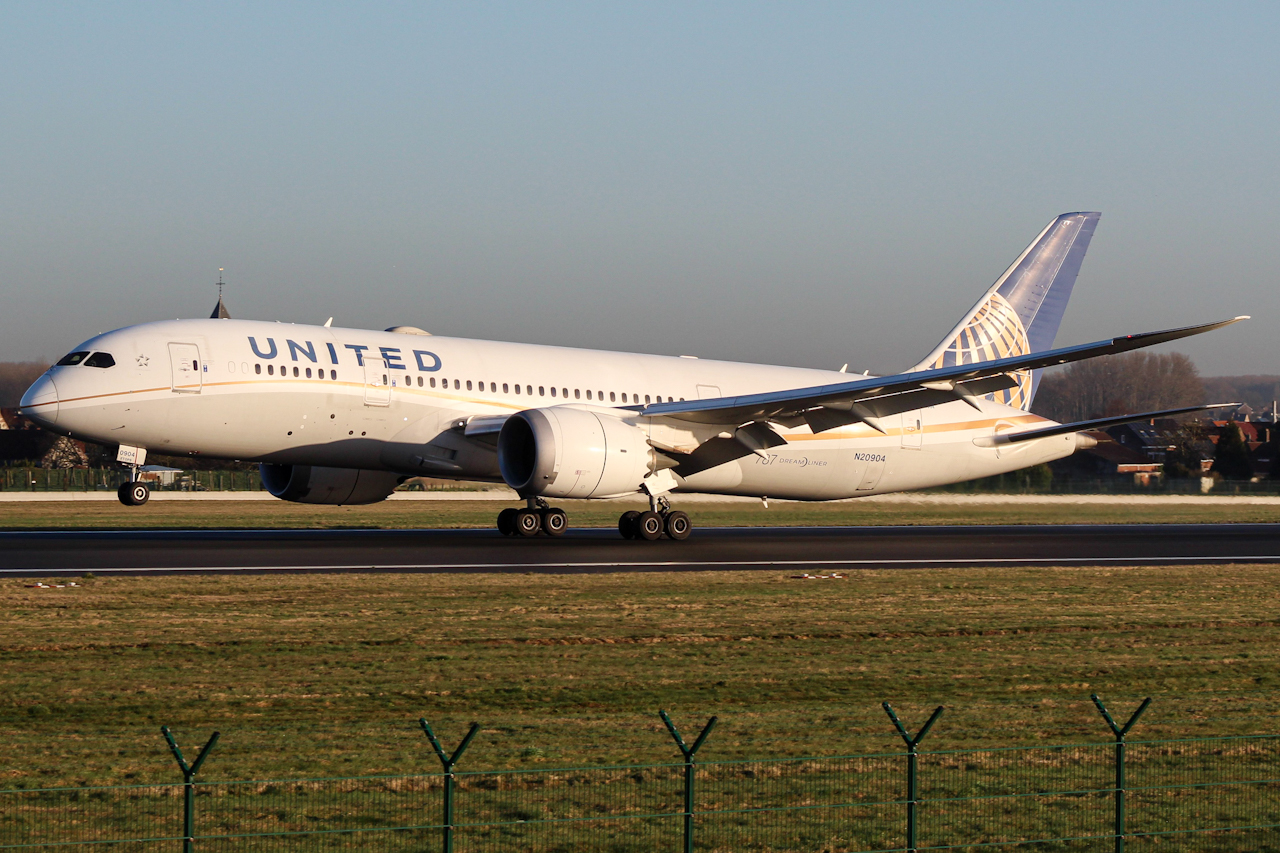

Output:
xmin=4 ymin=496 xmax=1280 ymax=529
xmin=3 ymin=562 xmax=1279 ymax=790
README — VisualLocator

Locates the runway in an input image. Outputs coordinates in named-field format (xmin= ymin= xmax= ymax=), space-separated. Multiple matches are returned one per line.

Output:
xmin=2 ymin=524 xmax=1279 ymax=576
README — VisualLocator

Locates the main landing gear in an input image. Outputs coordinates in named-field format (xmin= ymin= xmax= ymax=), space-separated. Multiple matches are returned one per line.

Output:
xmin=496 ymin=495 xmax=693 ymax=541
xmin=619 ymin=496 xmax=691 ymax=541
xmin=497 ymin=498 xmax=568 ymax=538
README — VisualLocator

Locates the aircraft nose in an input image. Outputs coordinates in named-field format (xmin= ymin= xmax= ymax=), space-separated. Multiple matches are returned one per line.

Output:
xmin=19 ymin=373 xmax=59 ymax=427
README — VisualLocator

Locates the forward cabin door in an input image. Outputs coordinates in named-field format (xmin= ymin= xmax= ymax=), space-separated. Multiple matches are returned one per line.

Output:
xmin=168 ymin=343 xmax=203 ymax=394
xmin=363 ymin=357 xmax=391 ymax=407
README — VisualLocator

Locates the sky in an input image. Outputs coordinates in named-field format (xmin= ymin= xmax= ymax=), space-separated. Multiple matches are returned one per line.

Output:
xmin=1 ymin=2 xmax=1277 ymax=376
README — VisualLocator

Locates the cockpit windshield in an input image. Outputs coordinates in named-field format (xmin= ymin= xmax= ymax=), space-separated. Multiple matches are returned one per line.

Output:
xmin=56 ymin=351 xmax=90 ymax=366
xmin=85 ymin=352 xmax=116 ymax=368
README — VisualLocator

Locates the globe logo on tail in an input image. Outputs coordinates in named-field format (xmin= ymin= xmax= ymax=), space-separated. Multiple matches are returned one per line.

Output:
xmin=929 ymin=293 xmax=1033 ymax=410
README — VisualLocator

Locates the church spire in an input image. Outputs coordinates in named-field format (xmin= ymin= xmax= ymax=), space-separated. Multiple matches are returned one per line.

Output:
xmin=210 ymin=269 xmax=231 ymax=319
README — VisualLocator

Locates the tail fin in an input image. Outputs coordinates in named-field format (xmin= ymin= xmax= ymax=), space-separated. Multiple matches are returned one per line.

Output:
xmin=911 ymin=211 xmax=1101 ymax=410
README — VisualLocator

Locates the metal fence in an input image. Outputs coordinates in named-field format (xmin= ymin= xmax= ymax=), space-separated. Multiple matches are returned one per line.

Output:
xmin=0 ymin=468 xmax=264 ymax=492
xmin=3 ymin=700 xmax=1280 ymax=852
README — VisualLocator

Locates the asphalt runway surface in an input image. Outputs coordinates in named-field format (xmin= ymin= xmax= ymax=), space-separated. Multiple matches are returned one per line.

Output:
xmin=2 ymin=524 xmax=1279 ymax=576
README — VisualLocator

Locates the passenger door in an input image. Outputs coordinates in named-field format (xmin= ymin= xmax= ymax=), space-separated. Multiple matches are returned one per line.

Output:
xmin=168 ymin=343 xmax=203 ymax=394
xmin=900 ymin=410 xmax=923 ymax=449
xmin=363 ymin=357 xmax=391 ymax=407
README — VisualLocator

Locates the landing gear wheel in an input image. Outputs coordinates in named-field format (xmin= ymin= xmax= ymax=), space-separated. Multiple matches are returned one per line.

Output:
xmin=636 ymin=511 xmax=664 ymax=541
xmin=514 ymin=508 xmax=542 ymax=537
xmin=122 ymin=481 xmax=149 ymax=506
xmin=541 ymin=508 xmax=568 ymax=537
xmin=664 ymin=510 xmax=691 ymax=541
xmin=497 ymin=507 xmax=518 ymax=536
xmin=619 ymin=510 xmax=641 ymax=540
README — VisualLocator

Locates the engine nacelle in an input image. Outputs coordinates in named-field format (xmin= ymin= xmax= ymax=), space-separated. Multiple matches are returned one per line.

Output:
xmin=260 ymin=463 xmax=403 ymax=505
xmin=497 ymin=408 xmax=651 ymax=498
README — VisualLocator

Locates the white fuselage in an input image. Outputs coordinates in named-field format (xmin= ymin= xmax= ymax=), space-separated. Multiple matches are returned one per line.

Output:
xmin=21 ymin=318 xmax=1076 ymax=500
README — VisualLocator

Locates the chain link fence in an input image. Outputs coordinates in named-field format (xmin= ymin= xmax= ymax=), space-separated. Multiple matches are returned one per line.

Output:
xmin=3 ymin=703 xmax=1279 ymax=852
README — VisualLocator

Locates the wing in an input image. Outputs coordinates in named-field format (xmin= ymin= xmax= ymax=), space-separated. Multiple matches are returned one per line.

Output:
xmin=638 ymin=316 xmax=1248 ymax=430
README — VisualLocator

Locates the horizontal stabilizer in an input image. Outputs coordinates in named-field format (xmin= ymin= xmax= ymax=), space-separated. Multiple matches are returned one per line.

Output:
xmin=972 ymin=403 xmax=1241 ymax=447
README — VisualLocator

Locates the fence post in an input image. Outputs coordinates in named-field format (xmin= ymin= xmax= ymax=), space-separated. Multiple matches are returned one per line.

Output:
xmin=161 ymin=726 xmax=219 ymax=853
xmin=883 ymin=702 xmax=944 ymax=853
xmin=1092 ymin=694 xmax=1151 ymax=853
xmin=660 ymin=710 xmax=717 ymax=853
xmin=420 ymin=719 xmax=480 ymax=853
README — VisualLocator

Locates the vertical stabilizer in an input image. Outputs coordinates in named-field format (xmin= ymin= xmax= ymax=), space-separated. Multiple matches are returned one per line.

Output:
xmin=912 ymin=211 xmax=1100 ymax=409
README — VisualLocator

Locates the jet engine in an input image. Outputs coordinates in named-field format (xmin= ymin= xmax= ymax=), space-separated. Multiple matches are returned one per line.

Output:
xmin=497 ymin=408 xmax=651 ymax=499
xmin=260 ymin=463 xmax=403 ymax=505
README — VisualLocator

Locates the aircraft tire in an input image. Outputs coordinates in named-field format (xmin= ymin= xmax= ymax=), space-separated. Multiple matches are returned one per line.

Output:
xmin=618 ymin=510 xmax=640 ymax=540
xmin=514 ymin=508 xmax=542 ymax=537
xmin=663 ymin=510 xmax=691 ymax=541
xmin=636 ymin=511 xmax=664 ymax=541
xmin=117 ymin=483 xmax=134 ymax=506
xmin=497 ymin=507 xmax=518 ymax=536
xmin=542 ymin=508 xmax=568 ymax=537
xmin=127 ymin=482 xmax=150 ymax=506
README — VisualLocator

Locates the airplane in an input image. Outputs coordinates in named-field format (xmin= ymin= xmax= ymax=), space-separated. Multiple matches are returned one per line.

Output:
xmin=18 ymin=212 xmax=1244 ymax=540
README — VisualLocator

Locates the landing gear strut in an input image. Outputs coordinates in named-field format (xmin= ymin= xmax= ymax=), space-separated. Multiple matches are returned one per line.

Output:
xmin=497 ymin=497 xmax=567 ymax=538
xmin=618 ymin=495 xmax=691 ymax=541
xmin=116 ymin=465 xmax=150 ymax=507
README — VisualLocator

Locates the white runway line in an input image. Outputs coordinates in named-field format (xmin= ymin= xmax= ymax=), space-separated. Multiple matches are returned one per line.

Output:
xmin=4 ymin=555 xmax=1279 ymax=574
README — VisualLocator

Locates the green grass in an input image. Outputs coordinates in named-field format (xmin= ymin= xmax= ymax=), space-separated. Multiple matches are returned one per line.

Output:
xmin=4 ymin=565 xmax=1280 ymax=850
xmin=3 ymin=564 xmax=1279 ymax=787
xmin=3 ymin=496 xmax=1280 ymax=529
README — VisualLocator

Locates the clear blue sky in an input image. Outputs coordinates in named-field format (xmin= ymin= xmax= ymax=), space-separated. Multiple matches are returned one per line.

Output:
xmin=2 ymin=2 xmax=1276 ymax=375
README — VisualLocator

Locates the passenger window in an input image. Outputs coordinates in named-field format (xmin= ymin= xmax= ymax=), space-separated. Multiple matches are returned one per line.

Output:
xmin=515 ymin=384 xmax=521 ymax=395
xmin=430 ymin=377 xmax=436 ymax=388
xmin=526 ymin=385 xmax=532 ymax=395
xmin=562 ymin=388 xmax=568 ymax=398
xmin=268 ymin=364 xmax=274 ymax=375
xmin=57 ymin=351 xmax=90 ymax=366
xmin=255 ymin=364 xmax=262 ymax=375
xmin=550 ymin=387 xmax=556 ymax=397
xmin=609 ymin=392 xmax=616 ymax=402
xmin=293 ymin=367 xmax=299 ymax=377
xmin=539 ymin=386 xmax=545 ymax=396
xmin=305 ymin=367 xmax=312 ymax=378
xmin=645 ymin=395 xmax=650 ymax=403
xmin=621 ymin=393 xmax=628 ymax=403
xmin=466 ymin=380 xmax=473 ymax=391
xmin=330 ymin=370 xmax=337 ymax=380
xmin=454 ymin=379 xmax=460 ymax=390
xmin=491 ymin=382 xmax=497 ymax=392
xmin=586 ymin=390 xmax=592 ymax=400
xmin=503 ymin=383 xmax=509 ymax=393
xmin=574 ymin=389 xmax=581 ymax=399
xmin=418 ymin=376 xmax=423 ymax=387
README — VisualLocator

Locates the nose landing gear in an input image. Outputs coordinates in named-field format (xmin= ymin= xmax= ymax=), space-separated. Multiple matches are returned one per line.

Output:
xmin=116 ymin=464 xmax=150 ymax=506
xmin=618 ymin=496 xmax=691 ymax=541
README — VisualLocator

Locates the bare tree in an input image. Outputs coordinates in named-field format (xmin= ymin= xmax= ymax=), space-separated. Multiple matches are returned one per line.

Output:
xmin=1033 ymin=352 xmax=1204 ymax=423
xmin=0 ymin=362 xmax=51 ymax=408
